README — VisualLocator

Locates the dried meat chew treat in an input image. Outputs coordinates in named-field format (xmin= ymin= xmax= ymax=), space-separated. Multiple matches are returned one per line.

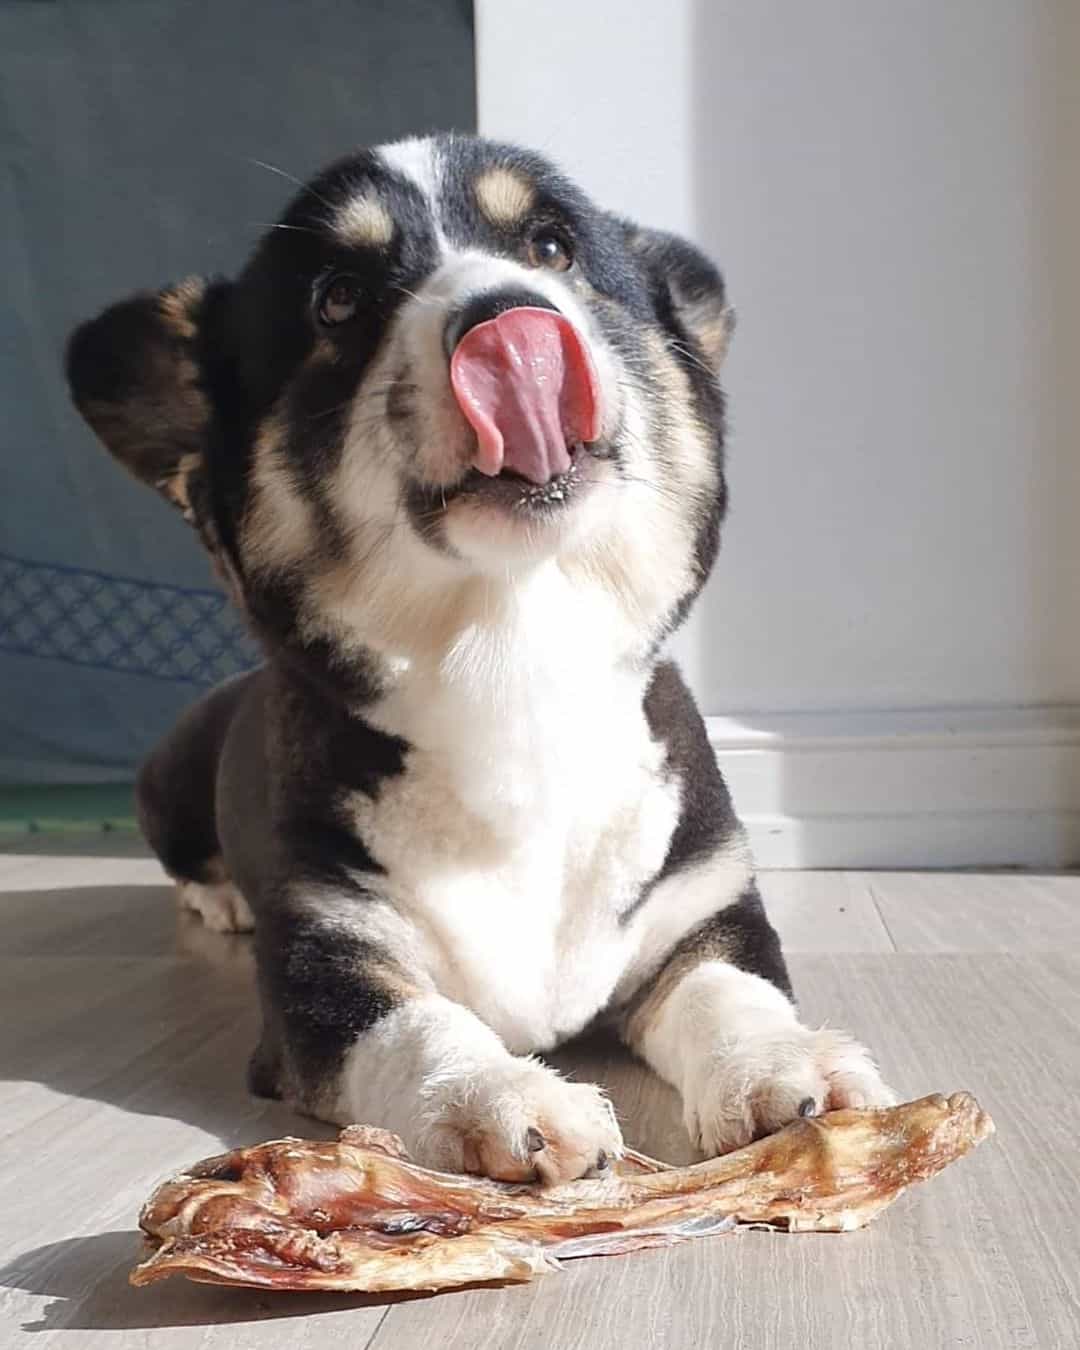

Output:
xmin=131 ymin=1093 xmax=993 ymax=1294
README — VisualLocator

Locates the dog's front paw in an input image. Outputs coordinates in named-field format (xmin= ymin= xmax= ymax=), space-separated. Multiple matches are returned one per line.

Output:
xmin=684 ymin=1027 xmax=897 ymax=1156
xmin=418 ymin=1059 xmax=623 ymax=1184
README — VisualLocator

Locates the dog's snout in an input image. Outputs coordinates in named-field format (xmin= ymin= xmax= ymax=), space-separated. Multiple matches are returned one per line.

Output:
xmin=443 ymin=288 xmax=560 ymax=357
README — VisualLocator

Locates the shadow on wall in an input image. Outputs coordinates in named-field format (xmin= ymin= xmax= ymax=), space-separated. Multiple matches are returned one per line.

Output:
xmin=0 ymin=0 xmax=476 ymax=786
xmin=686 ymin=0 xmax=1080 ymax=868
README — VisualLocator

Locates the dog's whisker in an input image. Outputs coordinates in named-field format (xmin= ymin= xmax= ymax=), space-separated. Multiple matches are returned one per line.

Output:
xmin=251 ymin=222 xmax=324 ymax=236
xmin=666 ymin=339 xmax=715 ymax=378
xmin=247 ymin=156 xmax=336 ymax=212
xmin=391 ymin=284 xmax=440 ymax=309
xmin=309 ymin=383 xmax=421 ymax=423
xmin=308 ymin=401 xmax=355 ymax=422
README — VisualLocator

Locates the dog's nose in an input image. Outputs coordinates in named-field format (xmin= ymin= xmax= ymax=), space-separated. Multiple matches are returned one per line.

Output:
xmin=443 ymin=288 xmax=560 ymax=357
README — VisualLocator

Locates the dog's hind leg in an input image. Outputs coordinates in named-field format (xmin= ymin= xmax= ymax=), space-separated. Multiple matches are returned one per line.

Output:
xmin=136 ymin=671 xmax=259 ymax=933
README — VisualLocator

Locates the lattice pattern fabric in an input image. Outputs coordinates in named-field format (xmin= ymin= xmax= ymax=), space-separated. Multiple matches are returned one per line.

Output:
xmin=0 ymin=553 xmax=259 ymax=687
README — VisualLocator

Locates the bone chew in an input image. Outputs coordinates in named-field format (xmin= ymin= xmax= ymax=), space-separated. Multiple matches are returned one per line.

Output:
xmin=130 ymin=1093 xmax=994 ymax=1295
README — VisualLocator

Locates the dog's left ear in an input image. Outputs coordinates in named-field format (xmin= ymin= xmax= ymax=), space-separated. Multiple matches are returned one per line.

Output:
xmin=65 ymin=276 xmax=232 ymax=531
xmin=621 ymin=223 xmax=735 ymax=372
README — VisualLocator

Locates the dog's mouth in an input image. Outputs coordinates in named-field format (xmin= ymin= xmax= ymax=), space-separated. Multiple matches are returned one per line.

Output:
xmin=411 ymin=444 xmax=600 ymax=522
xmin=404 ymin=307 xmax=614 ymax=530
xmin=454 ymin=448 xmax=591 ymax=511
xmin=449 ymin=307 xmax=602 ymax=489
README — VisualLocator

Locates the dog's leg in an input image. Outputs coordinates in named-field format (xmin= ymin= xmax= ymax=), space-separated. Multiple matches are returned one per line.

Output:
xmin=256 ymin=902 xmax=622 ymax=1184
xmin=620 ymin=880 xmax=895 ymax=1156
xmin=136 ymin=672 xmax=258 ymax=932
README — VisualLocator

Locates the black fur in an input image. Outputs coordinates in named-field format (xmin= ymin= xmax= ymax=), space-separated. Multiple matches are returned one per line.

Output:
xmin=617 ymin=879 xmax=793 ymax=1029
xmin=136 ymin=671 xmax=257 ymax=883
xmin=620 ymin=660 xmax=744 ymax=926
xmin=254 ymin=908 xmax=411 ymax=1100
xmin=677 ymin=881 xmax=792 ymax=998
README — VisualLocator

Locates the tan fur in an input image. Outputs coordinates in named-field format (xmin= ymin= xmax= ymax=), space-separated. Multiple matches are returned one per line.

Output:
xmin=337 ymin=193 xmax=395 ymax=247
xmin=684 ymin=300 xmax=735 ymax=369
xmin=242 ymin=414 xmax=317 ymax=573
xmin=157 ymin=450 xmax=203 ymax=520
xmin=77 ymin=277 xmax=212 ymax=504
xmin=562 ymin=331 xmax=717 ymax=644
xmin=474 ymin=168 xmax=536 ymax=227
xmin=157 ymin=276 xmax=206 ymax=340
xmin=80 ymin=380 xmax=204 ymax=473
xmin=311 ymin=337 xmax=341 ymax=364
xmin=622 ymin=925 xmax=742 ymax=1049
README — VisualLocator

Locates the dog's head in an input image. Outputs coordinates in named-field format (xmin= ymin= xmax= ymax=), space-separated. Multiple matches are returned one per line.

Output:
xmin=67 ymin=135 xmax=732 ymax=686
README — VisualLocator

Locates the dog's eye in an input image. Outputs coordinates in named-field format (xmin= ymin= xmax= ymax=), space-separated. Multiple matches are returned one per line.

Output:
xmin=317 ymin=276 xmax=362 ymax=326
xmin=527 ymin=229 xmax=573 ymax=272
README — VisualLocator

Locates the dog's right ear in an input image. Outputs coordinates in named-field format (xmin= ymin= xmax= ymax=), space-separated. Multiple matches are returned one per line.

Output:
xmin=66 ymin=277 xmax=231 ymax=527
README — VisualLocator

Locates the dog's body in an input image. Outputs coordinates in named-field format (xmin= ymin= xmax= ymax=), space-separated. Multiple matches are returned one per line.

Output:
xmin=68 ymin=134 xmax=893 ymax=1182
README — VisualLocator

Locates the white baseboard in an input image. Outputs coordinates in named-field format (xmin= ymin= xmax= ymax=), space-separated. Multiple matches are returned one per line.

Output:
xmin=706 ymin=706 xmax=1080 ymax=869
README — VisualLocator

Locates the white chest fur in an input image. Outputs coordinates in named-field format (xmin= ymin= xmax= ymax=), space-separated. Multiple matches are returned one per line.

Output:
xmin=349 ymin=566 xmax=680 ymax=1052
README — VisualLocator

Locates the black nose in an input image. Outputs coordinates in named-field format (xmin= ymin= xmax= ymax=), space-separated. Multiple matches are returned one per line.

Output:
xmin=444 ymin=288 xmax=560 ymax=357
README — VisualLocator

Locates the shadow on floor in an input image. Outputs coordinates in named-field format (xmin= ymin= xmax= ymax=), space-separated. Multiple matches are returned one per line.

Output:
xmin=0 ymin=1230 xmax=441 ymax=1333
xmin=0 ymin=877 xmax=332 ymax=1145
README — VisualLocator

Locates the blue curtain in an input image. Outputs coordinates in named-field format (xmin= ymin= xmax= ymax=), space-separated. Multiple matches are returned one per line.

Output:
xmin=0 ymin=0 xmax=475 ymax=783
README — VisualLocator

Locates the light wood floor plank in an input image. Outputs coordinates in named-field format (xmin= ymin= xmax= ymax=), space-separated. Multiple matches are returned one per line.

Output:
xmin=0 ymin=855 xmax=164 ymax=890
xmin=0 ymin=882 xmax=177 ymax=958
xmin=867 ymin=870 xmax=1080 ymax=953
xmin=757 ymin=870 xmax=894 ymax=952
xmin=2 ymin=870 xmax=1079 ymax=1347
xmin=371 ymin=953 xmax=1080 ymax=1350
xmin=0 ymin=957 xmax=368 ymax=1346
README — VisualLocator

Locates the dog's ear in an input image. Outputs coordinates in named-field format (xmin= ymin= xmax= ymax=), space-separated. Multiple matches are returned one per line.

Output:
xmin=621 ymin=223 xmax=735 ymax=372
xmin=66 ymin=276 xmax=231 ymax=528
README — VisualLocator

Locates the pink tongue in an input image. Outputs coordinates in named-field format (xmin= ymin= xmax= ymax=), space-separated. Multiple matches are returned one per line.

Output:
xmin=449 ymin=307 xmax=602 ymax=485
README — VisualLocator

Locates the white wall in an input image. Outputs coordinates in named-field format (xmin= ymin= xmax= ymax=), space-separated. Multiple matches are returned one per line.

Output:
xmin=476 ymin=1 xmax=1080 ymax=866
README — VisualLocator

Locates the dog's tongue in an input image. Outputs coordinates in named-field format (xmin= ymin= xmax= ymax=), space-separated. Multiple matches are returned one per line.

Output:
xmin=449 ymin=307 xmax=602 ymax=485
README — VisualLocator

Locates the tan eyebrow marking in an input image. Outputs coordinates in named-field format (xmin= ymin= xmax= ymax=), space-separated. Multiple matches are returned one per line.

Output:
xmin=336 ymin=193 xmax=395 ymax=246
xmin=474 ymin=167 xmax=536 ymax=226
xmin=157 ymin=276 xmax=206 ymax=340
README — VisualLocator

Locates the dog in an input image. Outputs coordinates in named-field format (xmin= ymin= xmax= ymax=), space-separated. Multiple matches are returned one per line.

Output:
xmin=67 ymin=133 xmax=894 ymax=1182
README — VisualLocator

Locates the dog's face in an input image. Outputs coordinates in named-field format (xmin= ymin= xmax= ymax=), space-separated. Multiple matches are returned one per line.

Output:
xmin=68 ymin=135 xmax=732 ymax=683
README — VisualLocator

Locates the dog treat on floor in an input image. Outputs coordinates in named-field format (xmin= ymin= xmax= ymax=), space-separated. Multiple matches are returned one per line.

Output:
xmin=130 ymin=1092 xmax=993 ymax=1294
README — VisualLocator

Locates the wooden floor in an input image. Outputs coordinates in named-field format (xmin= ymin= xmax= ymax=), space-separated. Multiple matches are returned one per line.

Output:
xmin=1 ymin=839 xmax=1078 ymax=1349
